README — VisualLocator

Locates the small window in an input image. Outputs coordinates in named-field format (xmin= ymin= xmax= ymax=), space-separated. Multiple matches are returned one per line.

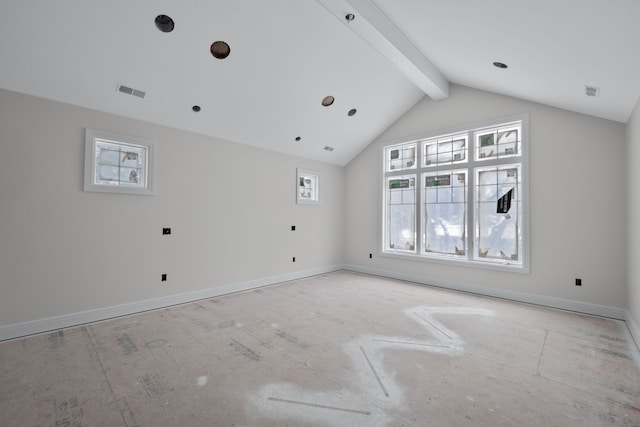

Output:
xmin=84 ymin=129 xmax=156 ymax=195
xmin=297 ymin=168 xmax=320 ymax=204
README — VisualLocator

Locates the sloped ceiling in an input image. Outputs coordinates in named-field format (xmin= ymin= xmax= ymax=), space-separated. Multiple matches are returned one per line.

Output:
xmin=1 ymin=1 xmax=639 ymax=166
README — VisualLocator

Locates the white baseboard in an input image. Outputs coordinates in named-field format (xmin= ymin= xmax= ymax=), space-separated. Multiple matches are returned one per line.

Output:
xmin=344 ymin=264 xmax=628 ymax=320
xmin=626 ymin=310 xmax=640 ymax=354
xmin=2 ymin=264 xmax=633 ymax=345
xmin=0 ymin=265 xmax=344 ymax=342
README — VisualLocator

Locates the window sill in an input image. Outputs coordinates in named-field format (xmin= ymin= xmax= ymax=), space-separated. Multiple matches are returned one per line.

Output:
xmin=380 ymin=250 xmax=529 ymax=274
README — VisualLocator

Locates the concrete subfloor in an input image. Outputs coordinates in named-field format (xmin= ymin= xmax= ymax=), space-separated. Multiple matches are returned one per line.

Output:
xmin=1 ymin=271 xmax=640 ymax=426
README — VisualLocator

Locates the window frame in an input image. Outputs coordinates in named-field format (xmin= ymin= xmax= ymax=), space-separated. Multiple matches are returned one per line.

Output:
xmin=379 ymin=114 xmax=529 ymax=273
xmin=297 ymin=168 xmax=320 ymax=205
xmin=84 ymin=128 xmax=157 ymax=195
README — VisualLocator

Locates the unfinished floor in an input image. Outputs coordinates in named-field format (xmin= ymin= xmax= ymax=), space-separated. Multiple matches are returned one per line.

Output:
xmin=1 ymin=271 xmax=639 ymax=426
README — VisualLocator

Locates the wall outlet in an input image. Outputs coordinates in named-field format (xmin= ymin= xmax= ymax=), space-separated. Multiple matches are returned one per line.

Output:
xmin=162 ymin=228 xmax=171 ymax=235
xmin=369 ymin=253 xmax=373 ymax=259
xmin=575 ymin=278 xmax=582 ymax=286
xmin=291 ymin=225 xmax=296 ymax=231
xmin=161 ymin=274 xmax=167 ymax=282
xmin=292 ymin=257 xmax=296 ymax=262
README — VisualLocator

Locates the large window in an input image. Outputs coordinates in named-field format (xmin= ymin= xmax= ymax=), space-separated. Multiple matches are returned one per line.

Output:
xmin=382 ymin=115 xmax=528 ymax=270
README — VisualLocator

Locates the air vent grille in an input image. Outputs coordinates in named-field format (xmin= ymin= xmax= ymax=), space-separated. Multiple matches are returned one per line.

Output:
xmin=585 ymin=85 xmax=600 ymax=97
xmin=117 ymin=83 xmax=146 ymax=99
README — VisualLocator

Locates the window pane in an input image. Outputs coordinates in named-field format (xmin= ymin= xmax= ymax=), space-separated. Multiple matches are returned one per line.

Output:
xmin=386 ymin=175 xmax=416 ymax=252
xmin=423 ymin=170 xmax=466 ymax=256
xmin=299 ymin=174 xmax=318 ymax=201
xmin=99 ymin=149 xmax=120 ymax=166
xmin=94 ymin=140 xmax=147 ymax=187
xmin=475 ymin=123 xmax=521 ymax=161
xmin=119 ymin=167 xmax=141 ymax=185
xmin=386 ymin=143 xmax=416 ymax=171
xmin=475 ymin=165 xmax=521 ymax=263
xmin=424 ymin=135 xmax=467 ymax=167
xmin=97 ymin=165 xmax=119 ymax=184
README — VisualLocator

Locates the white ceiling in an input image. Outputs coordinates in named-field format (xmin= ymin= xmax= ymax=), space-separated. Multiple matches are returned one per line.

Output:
xmin=2 ymin=0 xmax=639 ymax=166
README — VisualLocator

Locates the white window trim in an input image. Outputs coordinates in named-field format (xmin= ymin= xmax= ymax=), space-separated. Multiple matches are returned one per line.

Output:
xmin=297 ymin=168 xmax=320 ymax=205
xmin=379 ymin=114 xmax=529 ymax=273
xmin=84 ymin=128 xmax=157 ymax=195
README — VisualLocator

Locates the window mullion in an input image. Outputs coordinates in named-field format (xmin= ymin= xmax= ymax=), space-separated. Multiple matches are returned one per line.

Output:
xmin=467 ymin=130 xmax=475 ymax=262
xmin=415 ymin=143 xmax=423 ymax=254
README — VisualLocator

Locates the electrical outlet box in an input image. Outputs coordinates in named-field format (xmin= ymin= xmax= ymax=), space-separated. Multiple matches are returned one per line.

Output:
xmin=575 ymin=278 xmax=582 ymax=286
xmin=162 ymin=228 xmax=171 ymax=235
xmin=292 ymin=257 xmax=296 ymax=262
xmin=369 ymin=253 xmax=373 ymax=259
xmin=161 ymin=274 xmax=167 ymax=282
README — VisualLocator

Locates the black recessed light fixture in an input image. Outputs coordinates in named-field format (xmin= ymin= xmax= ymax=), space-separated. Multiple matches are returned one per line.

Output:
xmin=295 ymin=136 xmax=301 ymax=141
xmin=345 ymin=13 xmax=355 ymax=23
xmin=493 ymin=61 xmax=508 ymax=69
xmin=321 ymin=96 xmax=335 ymax=107
xmin=211 ymin=41 xmax=231 ymax=59
xmin=155 ymin=15 xmax=175 ymax=33
xmin=348 ymin=108 xmax=357 ymax=117
xmin=192 ymin=105 xmax=201 ymax=112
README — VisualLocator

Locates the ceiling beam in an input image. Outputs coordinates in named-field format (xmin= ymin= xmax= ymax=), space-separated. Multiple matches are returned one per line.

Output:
xmin=316 ymin=0 xmax=449 ymax=100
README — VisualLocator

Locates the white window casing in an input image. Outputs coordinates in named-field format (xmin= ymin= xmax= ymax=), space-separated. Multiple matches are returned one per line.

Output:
xmin=380 ymin=114 xmax=529 ymax=273
xmin=84 ymin=128 xmax=157 ymax=195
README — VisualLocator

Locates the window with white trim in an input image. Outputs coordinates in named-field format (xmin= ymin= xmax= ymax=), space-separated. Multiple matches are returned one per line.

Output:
xmin=84 ymin=129 xmax=157 ymax=195
xmin=382 ymin=115 xmax=528 ymax=270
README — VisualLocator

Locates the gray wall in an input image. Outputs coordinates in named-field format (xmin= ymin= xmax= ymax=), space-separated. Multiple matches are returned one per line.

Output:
xmin=345 ymin=85 xmax=627 ymax=310
xmin=0 ymin=84 xmax=634 ymax=337
xmin=627 ymin=96 xmax=640 ymax=339
xmin=0 ymin=89 xmax=344 ymax=326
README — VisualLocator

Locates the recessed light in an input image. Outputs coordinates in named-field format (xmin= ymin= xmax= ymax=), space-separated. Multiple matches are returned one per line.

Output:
xmin=348 ymin=108 xmax=357 ymax=117
xmin=211 ymin=41 xmax=231 ymax=59
xmin=324 ymin=146 xmax=334 ymax=152
xmin=493 ymin=61 xmax=508 ymax=69
xmin=295 ymin=136 xmax=301 ymax=141
xmin=345 ymin=13 xmax=355 ymax=23
xmin=192 ymin=105 xmax=201 ymax=112
xmin=321 ymin=96 xmax=335 ymax=107
xmin=155 ymin=15 xmax=175 ymax=33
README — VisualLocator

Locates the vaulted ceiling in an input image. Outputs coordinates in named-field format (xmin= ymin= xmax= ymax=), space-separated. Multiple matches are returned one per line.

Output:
xmin=2 ymin=0 xmax=639 ymax=165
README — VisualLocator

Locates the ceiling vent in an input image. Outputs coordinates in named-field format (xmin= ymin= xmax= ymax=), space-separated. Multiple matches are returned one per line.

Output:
xmin=117 ymin=83 xmax=146 ymax=99
xmin=585 ymin=85 xmax=600 ymax=97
